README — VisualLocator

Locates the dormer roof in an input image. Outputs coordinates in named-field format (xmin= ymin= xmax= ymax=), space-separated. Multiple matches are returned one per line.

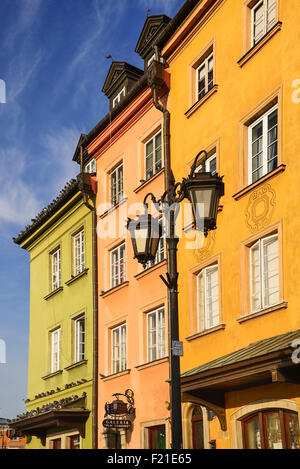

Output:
xmin=101 ymin=61 xmax=144 ymax=99
xmin=135 ymin=15 xmax=171 ymax=60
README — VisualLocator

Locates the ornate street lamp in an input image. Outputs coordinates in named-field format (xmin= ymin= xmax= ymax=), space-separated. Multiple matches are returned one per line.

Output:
xmin=126 ymin=150 xmax=224 ymax=449
xmin=185 ymin=150 xmax=224 ymax=235
xmin=127 ymin=213 xmax=162 ymax=268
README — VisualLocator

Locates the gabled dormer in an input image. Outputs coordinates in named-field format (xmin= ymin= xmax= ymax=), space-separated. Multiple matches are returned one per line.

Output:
xmin=102 ymin=62 xmax=144 ymax=112
xmin=135 ymin=15 xmax=171 ymax=70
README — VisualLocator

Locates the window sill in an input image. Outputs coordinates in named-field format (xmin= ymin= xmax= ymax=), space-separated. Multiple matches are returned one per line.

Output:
xmin=100 ymin=281 xmax=129 ymax=298
xmin=134 ymin=168 xmax=165 ymax=194
xmin=185 ymin=85 xmax=218 ymax=119
xmin=100 ymin=369 xmax=131 ymax=382
xmin=238 ymin=22 xmax=282 ymax=68
xmin=98 ymin=197 xmax=128 ymax=220
xmin=135 ymin=356 xmax=169 ymax=371
xmin=42 ymin=369 xmax=63 ymax=380
xmin=65 ymin=268 xmax=89 ymax=286
xmin=186 ymin=323 xmax=226 ymax=341
xmin=237 ymin=302 xmax=288 ymax=323
xmin=64 ymin=360 xmax=88 ymax=371
xmin=134 ymin=259 xmax=167 ymax=280
xmin=44 ymin=287 xmax=63 ymax=301
xmin=233 ymin=164 xmax=286 ymax=201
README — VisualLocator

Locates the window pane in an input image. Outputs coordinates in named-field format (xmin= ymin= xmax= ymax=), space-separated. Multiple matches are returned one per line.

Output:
xmin=245 ymin=416 xmax=262 ymax=449
xmin=251 ymin=242 xmax=261 ymax=312
xmin=155 ymin=132 xmax=162 ymax=172
xmin=263 ymin=236 xmax=279 ymax=307
xmin=253 ymin=3 xmax=264 ymax=44
xmin=205 ymin=266 xmax=219 ymax=328
xmin=265 ymin=412 xmax=283 ymax=449
xmin=286 ymin=412 xmax=300 ymax=449
xmin=267 ymin=0 xmax=276 ymax=30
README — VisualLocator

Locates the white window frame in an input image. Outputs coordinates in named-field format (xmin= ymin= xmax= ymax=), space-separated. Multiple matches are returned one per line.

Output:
xmin=195 ymin=152 xmax=217 ymax=175
xmin=110 ymin=163 xmax=124 ymax=206
xmin=251 ymin=0 xmax=277 ymax=46
xmin=248 ymin=104 xmax=278 ymax=184
xmin=145 ymin=130 xmax=162 ymax=181
xmin=73 ymin=229 xmax=85 ymax=276
xmin=112 ymin=87 xmax=125 ymax=108
xmin=85 ymin=158 xmax=96 ymax=174
xmin=197 ymin=264 xmax=219 ymax=331
xmin=147 ymin=307 xmax=166 ymax=362
xmin=196 ymin=52 xmax=214 ymax=101
xmin=74 ymin=315 xmax=85 ymax=363
xmin=51 ymin=248 xmax=61 ymax=291
xmin=51 ymin=328 xmax=61 ymax=373
xmin=111 ymin=323 xmax=127 ymax=374
xmin=249 ymin=234 xmax=279 ymax=313
xmin=111 ymin=243 xmax=126 ymax=288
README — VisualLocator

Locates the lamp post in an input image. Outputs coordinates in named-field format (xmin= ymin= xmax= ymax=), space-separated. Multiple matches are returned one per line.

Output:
xmin=127 ymin=150 xmax=224 ymax=449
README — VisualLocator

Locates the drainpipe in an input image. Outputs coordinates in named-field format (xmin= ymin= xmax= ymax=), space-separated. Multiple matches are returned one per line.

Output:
xmin=78 ymin=146 xmax=98 ymax=450
xmin=147 ymin=51 xmax=183 ymax=448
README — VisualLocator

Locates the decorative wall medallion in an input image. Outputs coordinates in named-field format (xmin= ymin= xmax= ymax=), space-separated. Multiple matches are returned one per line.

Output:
xmin=194 ymin=231 xmax=216 ymax=262
xmin=245 ymin=184 xmax=276 ymax=232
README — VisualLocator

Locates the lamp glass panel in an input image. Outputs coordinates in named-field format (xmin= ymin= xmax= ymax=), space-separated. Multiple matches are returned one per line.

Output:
xmin=134 ymin=228 xmax=148 ymax=254
xmin=190 ymin=187 xmax=213 ymax=218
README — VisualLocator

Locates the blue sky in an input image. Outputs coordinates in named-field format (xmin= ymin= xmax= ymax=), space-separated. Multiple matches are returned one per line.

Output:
xmin=0 ymin=0 xmax=184 ymax=418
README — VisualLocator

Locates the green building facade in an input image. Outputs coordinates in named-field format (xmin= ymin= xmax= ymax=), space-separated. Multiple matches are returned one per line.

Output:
xmin=11 ymin=177 xmax=96 ymax=449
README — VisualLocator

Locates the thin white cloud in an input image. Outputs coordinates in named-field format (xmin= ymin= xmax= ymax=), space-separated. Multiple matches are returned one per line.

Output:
xmin=0 ymin=148 xmax=41 ymax=225
xmin=41 ymin=126 xmax=80 ymax=194
xmin=8 ymin=49 xmax=43 ymax=101
xmin=4 ymin=0 xmax=42 ymax=50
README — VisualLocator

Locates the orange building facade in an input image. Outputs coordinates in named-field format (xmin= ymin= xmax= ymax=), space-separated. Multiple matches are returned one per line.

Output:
xmin=73 ymin=17 xmax=173 ymax=449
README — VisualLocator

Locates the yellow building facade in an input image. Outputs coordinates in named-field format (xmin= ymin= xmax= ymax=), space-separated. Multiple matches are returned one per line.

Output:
xmin=158 ymin=0 xmax=300 ymax=449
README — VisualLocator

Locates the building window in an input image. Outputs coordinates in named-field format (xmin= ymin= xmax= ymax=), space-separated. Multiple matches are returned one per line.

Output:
xmin=196 ymin=53 xmax=214 ymax=101
xmin=74 ymin=315 xmax=85 ymax=363
xmin=51 ymin=438 xmax=61 ymax=449
xmin=112 ymin=87 xmax=125 ymax=108
xmin=111 ymin=323 xmax=126 ymax=374
xmin=242 ymin=410 xmax=300 ymax=449
xmin=111 ymin=243 xmax=126 ymax=288
xmin=147 ymin=307 xmax=165 ymax=362
xmin=250 ymin=234 xmax=279 ymax=313
xmin=50 ymin=328 xmax=61 ymax=373
xmin=145 ymin=131 xmax=162 ymax=181
xmin=110 ymin=163 xmax=124 ymax=206
xmin=195 ymin=152 xmax=217 ymax=175
xmin=251 ymin=0 xmax=276 ymax=46
xmin=69 ymin=435 xmax=81 ymax=449
xmin=51 ymin=248 xmax=61 ymax=291
xmin=192 ymin=407 xmax=204 ymax=449
xmin=248 ymin=105 xmax=278 ymax=184
xmin=148 ymin=425 xmax=166 ymax=449
xmin=197 ymin=264 xmax=219 ymax=331
xmin=73 ymin=229 xmax=85 ymax=276
xmin=85 ymin=158 xmax=96 ymax=174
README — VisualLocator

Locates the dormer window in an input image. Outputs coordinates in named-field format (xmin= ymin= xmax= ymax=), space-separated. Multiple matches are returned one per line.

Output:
xmin=112 ymin=87 xmax=125 ymax=108
xmin=85 ymin=158 xmax=96 ymax=174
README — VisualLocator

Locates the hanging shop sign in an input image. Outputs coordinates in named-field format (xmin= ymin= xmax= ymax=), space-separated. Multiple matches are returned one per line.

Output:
xmin=103 ymin=389 xmax=135 ymax=430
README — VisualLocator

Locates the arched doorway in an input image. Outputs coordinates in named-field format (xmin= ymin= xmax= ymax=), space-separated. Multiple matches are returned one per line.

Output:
xmin=192 ymin=407 xmax=204 ymax=449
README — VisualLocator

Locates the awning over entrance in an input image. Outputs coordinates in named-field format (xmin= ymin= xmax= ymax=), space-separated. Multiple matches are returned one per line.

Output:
xmin=181 ymin=330 xmax=300 ymax=431
xmin=9 ymin=393 xmax=90 ymax=446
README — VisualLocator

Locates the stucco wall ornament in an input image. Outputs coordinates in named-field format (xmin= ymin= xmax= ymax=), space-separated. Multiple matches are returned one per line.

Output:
xmin=194 ymin=231 xmax=216 ymax=262
xmin=245 ymin=184 xmax=276 ymax=232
